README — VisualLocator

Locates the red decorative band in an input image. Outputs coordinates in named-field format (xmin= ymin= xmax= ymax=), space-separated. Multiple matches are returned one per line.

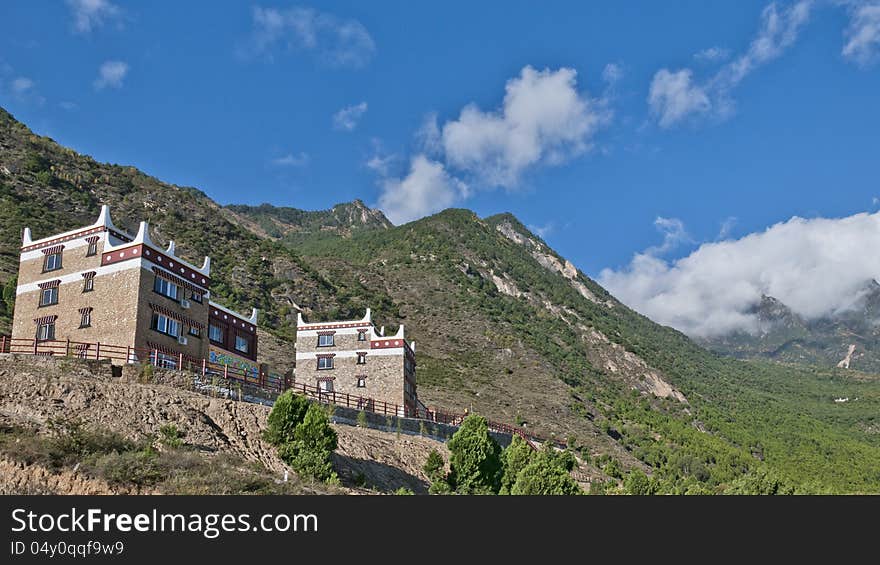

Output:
xmin=37 ymin=280 xmax=61 ymax=289
xmin=297 ymin=322 xmax=373 ymax=331
xmin=316 ymin=353 xmax=336 ymax=358
xmin=78 ymin=307 xmax=93 ymax=314
xmin=41 ymin=245 xmax=64 ymax=255
xmin=33 ymin=315 xmax=58 ymax=325
xmin=22 ymin=226 xmax=106 ymax=253
xmin=152 ymin=267 xmax=208 ymax=293
xmin=81 ymin=271 xmax=96 ymax=279
xmin=317 ymin=330 xmax=336 ymax=336
xmin=371 ymin=339 xmax=405 ymax=349
xmin=149 ymin=302 xmax=205 ymax=329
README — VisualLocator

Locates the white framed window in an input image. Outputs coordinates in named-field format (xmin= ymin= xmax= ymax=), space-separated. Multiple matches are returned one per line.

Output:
xmin=153 ymin=276 xmax=179 ymax=300
xmin=39 ymin=287 xmax=58 ymax=306
xmin=357 ymin=352 xmax=367 ymax=365
xmin=317 ymin=357 xmax=334 ymax=370
xmin=152 ymin=314 xmax=180 ymax=337
xmin=79 ymin=309 xmax=92 ymax=328
xmin=86 ymin=241 xmax=97 ymax=256
xmin=235 ymin=335 xmax=249 ymax=353
xmin=357 ymin=331 xmax=367 ymax=341
xmin=189 ymin=326 xmax=201 ymax=338
xmin=44 ymin=252 xmax=62 ymax=272
xmin=155 ymin=352 xmax=178 ymax=369
xmin=83 ymin=277 xmax=94 ymax=292
xmin=318 ymin=380 xmax=334 ymax=392
xmin=209 ymin=324 xmax=223 ymax=342
xmin=36 ymin=322 xmax=55 ymax=341
xmin=318 ymin=334 xmax=335 ymax=347
xmin=357 ymin=377 xmax=366 ymax=388
xmin=190 ymin=291 xmax=203 ymax=303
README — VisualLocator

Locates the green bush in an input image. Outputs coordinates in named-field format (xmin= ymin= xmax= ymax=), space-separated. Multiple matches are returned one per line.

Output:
xmin=264 ymin=390 xmax=310 ymax=446
xmin=446 ymin=414 xmax=502 ymax=494
xmin=510 ymin=444 xmax=582 ymax=495
xmin=499 ymin=435 xmax=533 ymax=494
xmin=357 ymin=410 xmax=368 ymax=428
xmin=159 ymin=424 xmax=185 ymax=449
xmin=623 ymin=470 xmax=657 ymax=495
xmin=423 ymin=450 xmax=445 ymax=483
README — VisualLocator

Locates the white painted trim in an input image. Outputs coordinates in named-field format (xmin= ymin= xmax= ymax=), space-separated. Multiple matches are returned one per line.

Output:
xmin=19 ymin=234 xmax=100 ymax=262
xmin=296 ymin=327 xmax=371 ymax=338
xmin=296 ymin=348 xmax=404 ymax=360
xmin=209 ymin=300 xmax=259 ymax=325
xmin=16 ymin=257 xmax=142 ymax=295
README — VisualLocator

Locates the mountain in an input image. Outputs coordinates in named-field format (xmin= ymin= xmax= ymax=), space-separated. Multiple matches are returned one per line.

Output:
xmin=701 ymin=282 xmax=880 ymax=372
xmin=2 ymin=106 xmax=880 ymax=493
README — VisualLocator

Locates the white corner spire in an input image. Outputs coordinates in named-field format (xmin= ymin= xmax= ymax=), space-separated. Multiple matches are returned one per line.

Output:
xmin=249 ymin=308 xmax=259 ymax=325
xmin=22 ymin=227 xmax=33 ymax=246
xmin=94 ymin=204 xmax=117 ymax=231
xmin=166 ymin=240 xmax=176 ymax=255
xmin=201 ymin=256 xmax=211 ymax=276
xmin=363 ymin=308 xmax=372 ymax=322
xmin=132 ymin=221 xmax=155 ymax=247
xmin=394 ymin=324 xmax=405 ymax=338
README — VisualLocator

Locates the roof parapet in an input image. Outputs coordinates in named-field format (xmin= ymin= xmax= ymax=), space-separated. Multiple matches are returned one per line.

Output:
xmin=22 ymin=227 xmax=32 ymax=246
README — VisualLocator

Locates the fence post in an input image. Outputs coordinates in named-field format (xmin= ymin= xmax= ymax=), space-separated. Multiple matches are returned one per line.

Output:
xmin=178 ymin=353 xmax=183 ymax=371
xmin=66 ymin=338 xmax=70 ymax=357
xmin=224 ymin=363 xmax=228 ymax=380
xmin=126 ymin=346 xmax=131 ymax=364
xmin=153 ymin=348 xmax=158 ymax=367
xmin=33 ymin=338 xmax=38 ymax=355
xmin=202 ymin=358 xmax=206 ymax=376
xmin=95 ymin=342 xmax=101 ymax=361
xmin=0 ymin=335 xmax=4 ymax=353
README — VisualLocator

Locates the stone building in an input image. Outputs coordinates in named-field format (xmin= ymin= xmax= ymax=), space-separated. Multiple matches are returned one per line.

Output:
xmin=11 ymin=205 xmax=259 ymax=369
xmin=295 ymin=309 xmax=418 ymax=416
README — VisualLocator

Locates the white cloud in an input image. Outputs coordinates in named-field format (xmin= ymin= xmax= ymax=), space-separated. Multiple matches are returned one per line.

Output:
xmin=843 ymin=1 xmax=880 ymax=65
xmin=599 ymin=211 xmax=880 ymax=337
xmin=11 ymin=77 xmax=34 ymax=94
xmin=601 ymin=63 xmax=624 ymax=86
xmin=528 ymin=222 xmax=555 ymax=239
xmin=271 ymin=152 xmax=309 ymax=167
xmin=93 ymin=60 xmax=128 ymax=90
xmin=694 ymin=46 xmax=731 ymax=63
xmin=247 ymin=6 xmax=375 ymax=68
xmin=718 ymin=216 xmax=738 ymax=240
xmin=377 ymin=155 xmax=468 ymax=225
xmin=332 ymin=101 xmax=368 ymax=131
xmin=647 ymin=217 xmax=692 ymax=256
xmin=649 ymin=1 xmax=813 ymax=128
xmin=441 ymin=65 xmax=609 ymax=188
xmin=648 ymin=69 xmax=711 ymax=127
xmin=66 ymin=0 xmax=121 ymax=34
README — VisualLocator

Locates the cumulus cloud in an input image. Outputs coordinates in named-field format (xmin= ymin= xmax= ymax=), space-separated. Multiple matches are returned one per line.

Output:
xmin=527 ymin=222 xmax=555 ymax=239
xmin=246 ymin=6 xmax=375 ymax=68
xmin=93 ymin=60 xmax=128 ymax=90
xmin=599 ymin=211 xmax=880 ymax=337
xmin=601 ymin=63 xmax=624 ymax=86
xmin=377 ymin=155 xmax=468 ymax=225
xmin=649 ymin=1 xmax=813 ymax=127
xmin=271 ymin=152 xmax=309 ymax=167
xmin=843 ymin=1 xmax=880 ymax=65
xmin=66 ymin=0 xmax=122 ymax=34
xmin=648 ymin=69 xmax=711 ymax=127
xmin=332 ymin=101 xmax=368 ymax=131
xmin=441 ymin=65 xmax=609 ymax=188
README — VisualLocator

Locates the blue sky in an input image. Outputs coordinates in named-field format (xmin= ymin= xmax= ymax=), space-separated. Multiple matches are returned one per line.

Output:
xmin=2 ymin=1 xmax=880 ymax=334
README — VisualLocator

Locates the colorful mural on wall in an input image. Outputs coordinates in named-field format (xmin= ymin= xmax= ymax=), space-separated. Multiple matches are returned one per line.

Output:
xmin=209 ymin=348 xmax=259 ymax=380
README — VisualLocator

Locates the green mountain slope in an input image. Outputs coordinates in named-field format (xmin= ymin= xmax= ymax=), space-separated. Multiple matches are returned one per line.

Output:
xmin=2 ymin=106 xmax=879 ymax=493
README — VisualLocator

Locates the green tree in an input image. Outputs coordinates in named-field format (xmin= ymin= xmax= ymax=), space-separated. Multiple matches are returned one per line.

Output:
xmin=623 ymin=469 xmax=656 ymax=495
xmin=724 ymin=467 xmax=795 ymax=495
xmin=446 ymin=414 xmax=503 ymax=494
xmin=263 ymin=390 xmax=310 ymax=446
xmin=423 ymin=450 xmax=446 ymax=483
xmin=281 ymin=404 xmax=339 ymax=482
xmin=499 ymin=435 xmax=533 ymax=494
xmin=511 ymin=444 xmax=582 ymax=495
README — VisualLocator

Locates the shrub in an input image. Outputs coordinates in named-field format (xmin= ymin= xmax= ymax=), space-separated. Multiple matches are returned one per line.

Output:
xmin=159 ymin=424 xmax=185 ymax=449
xmin=499 ymin=435 xmax=533 ymax=494
xmin=423 ymin=450 xmax=445 ymax=483
xmin=511 ymin=444 xmax=582 ymax=495
xmin=357 ymin=410 xmax=368 ymax=428
xmin=446 ymin=414 xmax=503 ymax=494
xmin=264 ymin=391 xmax=310 ymax=446
xmin=278 ymin=404 xmax=339 ymax=483
xmin=393 ymin=487 xmax=414 ymax=495
xmin=623 ymin=469 xmax=656 ymax=495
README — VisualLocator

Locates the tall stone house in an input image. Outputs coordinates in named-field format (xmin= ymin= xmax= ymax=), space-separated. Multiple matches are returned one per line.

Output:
xmin=294 ymin=309 xmax=418 ymax=416
xmin=11 ymin=205 xmax=260 ymax=376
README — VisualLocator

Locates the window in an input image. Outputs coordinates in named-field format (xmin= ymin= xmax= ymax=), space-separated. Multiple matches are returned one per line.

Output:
xmin=83 ymin=277 xmax=94 ymax=292
xmin=317 ymin=357 xmax=334 ymax=370
xmin=155 ymin=352 xmax=178 ymax=369
xmin=153 ymin=276 xmax=179 ymax=301
xmin=86 ymin=241 xmax=97 ymax=256
xmin=317 ymin=334 xmax=335 ymax=347
xmin=36 ymin=322 xmax=55 ymax=341
xmin=79 ymin=309 xmax=92 ymax=328
xmin=357 ymin=377 xmax=366 ymax=388
xmin=190 ymin=291 xmax=203 ymax=303
xmin=189 ymin=326 xmax=201 ymax=338
xmin=235 ymin=335 xmax=249 ymax=354
xmin=357 ymin=331 xmax=367 ymax=341
xmin=44 ymin=252 xmax=62 ymax=272
xmin=39 ymin=287 xmax=58 ymax=307
xmin=209 ymin=324 xmax=223 ymax=342
xmin=357 ymin=352 xmax=367 ymax=365
xmin=318 ymin=380 xmax=334 ymax=392
xmin=151 ymin=313 xmax=180 ymax=337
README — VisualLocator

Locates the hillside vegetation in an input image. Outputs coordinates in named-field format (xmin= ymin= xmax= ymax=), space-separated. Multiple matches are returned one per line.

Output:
xmin=2 ymin=106 xmax=880 ymax=493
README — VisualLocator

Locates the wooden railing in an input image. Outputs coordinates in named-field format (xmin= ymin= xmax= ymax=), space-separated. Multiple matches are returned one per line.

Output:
xmin=0 ymin=335 xmax=563 ymax=449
